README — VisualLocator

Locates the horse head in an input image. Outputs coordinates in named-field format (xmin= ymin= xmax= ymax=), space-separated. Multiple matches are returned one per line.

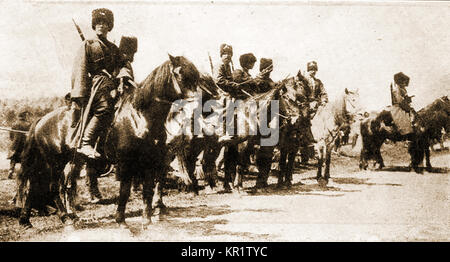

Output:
xmin=168 ymin=54 xmax=200 ymax=99
xmin=343 ymin=88 xmax=363 ymax=122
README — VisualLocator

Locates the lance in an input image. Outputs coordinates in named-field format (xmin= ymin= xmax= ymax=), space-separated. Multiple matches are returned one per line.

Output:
xmin=72 ymin=18 xmax=85 ymax=41
xmin=0 ymin=126 xmax=28 ymax=134
xmin=208 ymin=52 xmax=214 ymax=76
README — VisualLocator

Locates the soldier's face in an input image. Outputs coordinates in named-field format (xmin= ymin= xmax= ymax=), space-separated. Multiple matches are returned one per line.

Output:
xmin=221 ymin=54 xmax=232 ymax=64
xmin=308 ymin=70 xmax=317 ymax=77
xmin=95 ymin=21 xmax=110 ymax=37
xmin=122 ymin=52 xmax=135 ymax=63
xmin=247 ymin=61 xmax=256 ymax=70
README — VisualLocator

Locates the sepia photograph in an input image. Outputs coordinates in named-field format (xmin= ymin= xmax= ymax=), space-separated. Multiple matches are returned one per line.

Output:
xmin=0 ymin=0 xmax=449 ymax=244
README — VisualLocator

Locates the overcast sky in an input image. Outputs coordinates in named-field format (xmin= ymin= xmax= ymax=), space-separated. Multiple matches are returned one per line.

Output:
xmin=0 ymin=0 xmax=449 ymax=111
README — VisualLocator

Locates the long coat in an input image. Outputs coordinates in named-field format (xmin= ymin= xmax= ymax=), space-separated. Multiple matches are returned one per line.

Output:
xmin=71 ymin=35 xmax=120 ymax=99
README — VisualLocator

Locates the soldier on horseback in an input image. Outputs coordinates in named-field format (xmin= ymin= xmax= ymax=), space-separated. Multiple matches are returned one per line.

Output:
xmin=232 ymin=53 xmax=258 ymax=97
xmin=70 ymin=8 xmax=120 ymax=159
xmin=305 ymin=61 xmax=328 ymax=114
xmin=389 ymin=72 xmax=417 ymax=136
xmin=254 ymin=58 xmax=275 ymax=93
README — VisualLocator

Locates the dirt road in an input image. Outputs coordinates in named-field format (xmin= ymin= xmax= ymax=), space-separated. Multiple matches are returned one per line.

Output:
xmin=0 ymin=142 xmax=448 ymax=242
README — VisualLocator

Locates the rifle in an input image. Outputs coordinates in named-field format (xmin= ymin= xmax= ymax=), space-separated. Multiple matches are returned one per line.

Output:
xmin=208 ymin=52 xmax=214 ymax=76
xmin=72 ymin=18 xmax=85 ymax=41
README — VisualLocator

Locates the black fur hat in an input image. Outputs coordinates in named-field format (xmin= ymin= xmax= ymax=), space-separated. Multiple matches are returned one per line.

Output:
xmin=220 ymin=44 xmax=233 ymax=57
xmin=239 ymin=53 xmax=257 ymax=68
xmin=307 ymin=61 xmax=318 ymax=71
xmin=259 ymin=58 xmax=273 ymax=72
xmin=119 ymin=36 xmax=138 ymax=54
xmin=92 ymin=8 xmax=114 ymax=31
xmin=394 ymin=72 xmax=410 ymax=86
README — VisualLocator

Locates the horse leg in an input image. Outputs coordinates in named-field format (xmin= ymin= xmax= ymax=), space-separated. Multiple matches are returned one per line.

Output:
xmin=142 ymin=171 xmax=155 ymax=229
xmin=115 ymin=165 xmax=132 ymax=226
xmin=64 ymin=161 xmax=81 ymax=215
xmin=223 ymin=146 xmax=234 ymax=192
xmin=359 ymin=149 xmax=366 ymax=170
xmin=18 ymin=177 xmax=33 ymax=228
xmin=152 ymin=176 xmax=167 ymax=214
xmin=286 ymin=151 xmax=296 ymax=187
xmin=375 ymin=148 xmax=384 ymax=170
xmin=278 ymin=150 xmax=287 ymax=188
xmin=324 ymin=147 xmax=332 ymax=182
xmin=86 ymin=163 xmax=102 ymax=203
xmin=425 ymin=141 xmax=432 ymax=171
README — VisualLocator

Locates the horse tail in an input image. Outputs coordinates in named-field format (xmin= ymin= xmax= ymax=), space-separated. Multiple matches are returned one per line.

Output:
xmin=16 ymin=119 xmax=52 ymax=211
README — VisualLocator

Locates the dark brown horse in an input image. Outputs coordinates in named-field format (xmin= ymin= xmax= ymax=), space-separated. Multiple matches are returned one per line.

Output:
xmin=17 ymin=55 xmax=200 ymax=228
xmin=360 ymin=96 xmax=450 ymax=172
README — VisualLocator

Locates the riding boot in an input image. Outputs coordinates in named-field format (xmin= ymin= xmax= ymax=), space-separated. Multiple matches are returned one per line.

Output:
xmin=78 ymin=115 xmax=102 ymax=158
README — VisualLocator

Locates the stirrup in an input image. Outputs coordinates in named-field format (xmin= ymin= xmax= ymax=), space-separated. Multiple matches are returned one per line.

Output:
xmin=77 ymin=145 xmax=101 ymax=159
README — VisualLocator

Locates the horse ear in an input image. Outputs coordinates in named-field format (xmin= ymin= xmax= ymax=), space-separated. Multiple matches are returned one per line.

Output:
xmin=345 ymin=88 xmax=349 ymax=94
xmin=168 ymin=53 xmax=177 ymax=67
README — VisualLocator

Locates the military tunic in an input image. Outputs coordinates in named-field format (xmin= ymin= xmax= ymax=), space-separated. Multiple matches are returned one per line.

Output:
xmin=71 ymin=35 xmax=120 ymax=117
xmin=215 ymin=62 xmax=244 ymax=98
xmin=232 ymin=68 xmax=256 ymax=99
xmin=254 ymin=75 xmax=275 ymax=94
xmin=390 ymin=83 xmax=413 ymax=135
xmin=305 ymin=75 xmax=328 ymax=107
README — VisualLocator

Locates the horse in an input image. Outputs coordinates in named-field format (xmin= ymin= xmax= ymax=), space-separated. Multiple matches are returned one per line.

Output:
xmin=310 ymin=88 xmax=362 ymax=186
xmin=218 ymin=81 xmax=286 ymax=193
xmin=17 ymin=55 xmax=200 ymax=228
xmin=360 ymin=96 xmax=450 ymax=172
xmin=275 ymin=77 xmax=315 ymax=188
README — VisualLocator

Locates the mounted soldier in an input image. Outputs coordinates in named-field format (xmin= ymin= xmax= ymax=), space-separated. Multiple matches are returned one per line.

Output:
xmin=232 ymin=53 xmax=258 ymax=98
xmin=70 ymin=8 xmax=120 ymax=159
xmin=297 ymin=61 xmax=328 ymax=163
xmin=116 ymin=36 xmax=138 ymax=96
xmin=389 ymin=72 xmax=416 ymax=136
xmin=7 ymin=111 xmax=31 ymax=179
xmin=304 ymin=61 xmax=328 ymax=114
xmin=254 ymin=58 xmax=275 ymax=94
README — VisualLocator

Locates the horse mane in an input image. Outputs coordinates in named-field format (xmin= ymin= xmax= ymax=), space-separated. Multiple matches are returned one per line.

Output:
xmin=418 ymin=96 xmax=450 ymax=116
xmin=133 ymin=61 xmax=172 ymax=110
xmin=311 ymin=90 xmax=352 ymax=141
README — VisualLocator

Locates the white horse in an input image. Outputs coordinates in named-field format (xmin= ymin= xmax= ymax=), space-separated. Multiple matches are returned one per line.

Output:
xmin=310 ymin=88 xmax=363 ymax=186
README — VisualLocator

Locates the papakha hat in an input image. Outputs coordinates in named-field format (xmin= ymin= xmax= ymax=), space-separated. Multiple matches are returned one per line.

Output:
xmin=119 ymin=36 xmax=138 ymax=54
xmin=220 ymin=43 xmax=233 ymax=57
xmin=239 ymin=53 xmax=257 ymax=68
xmin=92 ymin=8 xmax=114 ymax=31
xmin=259 ymin=58 xmax=273 ymax=72
xmin=307 ymin=61 xmax=318 ymax=71
xmin=394 ymin=72 xmax=410 ymax=86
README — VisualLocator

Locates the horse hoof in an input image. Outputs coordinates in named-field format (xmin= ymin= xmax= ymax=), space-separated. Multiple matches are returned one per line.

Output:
xmin=115 ymin=212 xmax=126 ymax=225
xmin=317 ymin=178 xmax=328 ymax=187
xmin=142 ymin=218 xmax=152 ymax=229
xmin=64 ymin=224 xmax=75 ymax=232
xmin=118 ymin=222 xmax=129 ymax=230
xmin=19 ymin=218 xmax=32 ymax=229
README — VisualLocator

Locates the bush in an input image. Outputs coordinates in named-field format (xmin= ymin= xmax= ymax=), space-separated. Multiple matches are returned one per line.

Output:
xmin=0 ymin=96 xmax=66 ymax=152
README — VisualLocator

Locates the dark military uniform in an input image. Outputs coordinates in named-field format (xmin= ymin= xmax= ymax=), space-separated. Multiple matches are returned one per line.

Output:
xmin=7 ymin=113 xmax=31 ymax=178
xmin=71 ymin=8 xmax=120 ymax=159
xmin=304 ymin=61 xmax=328 ymax=112
xmin=390 ymin=72 xmax=414 ymax=135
